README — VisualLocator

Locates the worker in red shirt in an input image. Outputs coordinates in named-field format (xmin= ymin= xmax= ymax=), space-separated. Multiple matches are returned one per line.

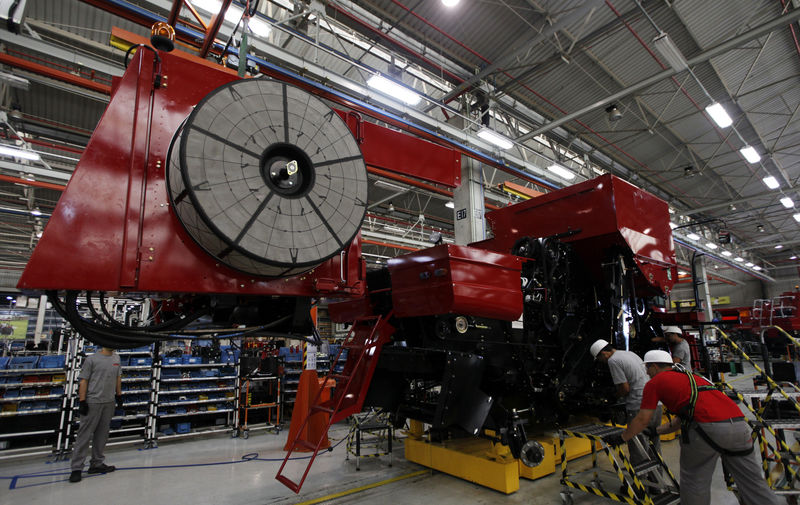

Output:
xmin=618 ymin=350 xmax=778 ymax=505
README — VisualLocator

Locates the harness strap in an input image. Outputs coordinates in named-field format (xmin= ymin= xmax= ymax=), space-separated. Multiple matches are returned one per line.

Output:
xmin=693 ymin=424 xmax=754 ymax=457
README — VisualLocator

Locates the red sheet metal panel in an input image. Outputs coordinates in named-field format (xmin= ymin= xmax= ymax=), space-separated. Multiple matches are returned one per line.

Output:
xmin=335 ymin=110 xmax=460 ymax=188
xmin=18 ymin=50 xmax=364 ymax=298
xmin=388 ymin=244 xmax=523 ymax=320
xmin=474 ymin=174 xmax=676 ymax=296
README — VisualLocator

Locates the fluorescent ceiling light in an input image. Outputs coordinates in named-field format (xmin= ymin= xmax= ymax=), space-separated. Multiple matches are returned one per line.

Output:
xmin=734 ymin=257 xmax=744 ymax=262
xmin=445 ymin=201 xmax=454 ymax=209
xmin=705 ymin=242 xmax=718 ymax=249
xmin=686 ymin=232 xmax=700 ymax=241
xmin=792 ymin=256 xmax=798 ymax=260
xmin=476 ymin=127 xmax=514 ymax=150
xmin=781 ymin=197 xmax=794 ymax=208
xmin=669 ymin=222 xmax=678 ymax=229
xmin=374 ymin=179 xmax=406 ymax=191
xmin=753 ymin=265 xmax=762 ymax=271
xmin=547 ymin=163 xmax=576 ymax=180
xmin=30 ymin=208 xmax=41 ymax=216
xmin=652 ymin=32 xmax=688 ymax=72
xmin=705 ymin=102 xmax=732 ymax=128
xmin=367 ymin=75 xmax=421 ymax=105
xmin=763 ymin=176 xmax=780 ymax=190
xmin=739 ymin=146 xmax=760 ymax=164
xmin=442 ymin=0 xmax=460 ymax=5
xmin=745 ymin=262 xmax=754 ymax=267
xmin=0 ymin=144 xmax=40 ymax=161
xmin=794 ymin=213 xmax=800 ymax=223
xmin=721 ymin=250 xmax=732 ymax=257
xmin=775 ymin=244 xmax=784 ymax=249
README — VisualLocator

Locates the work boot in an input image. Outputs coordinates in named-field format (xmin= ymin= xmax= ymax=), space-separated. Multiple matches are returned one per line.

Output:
xmin=87 ymin=464 xmax=115 ymax=474
xmin=69 ymin=470 xmax=82 ymax=483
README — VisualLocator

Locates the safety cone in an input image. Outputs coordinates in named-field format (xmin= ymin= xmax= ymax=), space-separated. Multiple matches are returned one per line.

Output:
xmin=283 ymin=369 xmax=331 ymax=451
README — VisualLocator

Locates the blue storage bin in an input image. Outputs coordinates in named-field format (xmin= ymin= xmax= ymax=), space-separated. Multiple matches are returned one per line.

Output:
xmin=182 ymin=356 xmax=202 ymax=365
xmin=161 ymin=368 xmax=181 ymax=378
xmin=38 ymin=355 xmax=66 ymax=369
xmin=162 ymin=356 xmax=181 ymax=365
xmin=18 ymin=402 xmax=34 ymax=411
xmin=5 ymin=389 xmax=19 ymax=398
xmin=201 ymin=369 xmax=219 ymax=377
xmin=129 ymin=357 xmax=152 ymax=366
xmin=9 ymin=356 xmax=39 ymax=369
xmin=6 ymin=375 xmax=22 ymax=384
xmin=176 ymin=422 xmax=191 ymax=434
xmin=51 ymin=386 xmax=65 ymax=396
xmin=0 ymin=356 xmax=9 ymax=369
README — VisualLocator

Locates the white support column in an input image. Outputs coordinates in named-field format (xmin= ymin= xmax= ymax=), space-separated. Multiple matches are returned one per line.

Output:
xmin=453 ymin=155 xmax=487 ymax=245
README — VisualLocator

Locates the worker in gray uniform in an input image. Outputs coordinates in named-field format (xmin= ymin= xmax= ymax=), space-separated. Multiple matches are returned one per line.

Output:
xmin=69 ymin=347 xmax=123 ymax=483
xmin=661 ymin=325 xmax=692 ymax=370
xmin=591 ymin=339 xmax=661 ymax=465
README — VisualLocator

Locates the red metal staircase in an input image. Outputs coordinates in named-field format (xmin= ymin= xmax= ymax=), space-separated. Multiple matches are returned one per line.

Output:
xmin=275 ymin=312 xmax=394 ymax=493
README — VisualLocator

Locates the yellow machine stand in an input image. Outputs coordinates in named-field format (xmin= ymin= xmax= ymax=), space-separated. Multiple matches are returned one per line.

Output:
xmin=404 ymin=421 xmax=520 ymax=494
xmin=404 ymin=421 xmax=604 ymax=493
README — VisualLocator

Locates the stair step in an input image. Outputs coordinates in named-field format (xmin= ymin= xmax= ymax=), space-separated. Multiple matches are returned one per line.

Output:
xmin=311 ymin=405 xmax=334 ymax=414
xmin=275 ymin=474 xmax=301 ymax=493
xmin=652 ymin=491 xmax=680 ymax=505
xmin=632 ymin=460 xmax=661 ymax=474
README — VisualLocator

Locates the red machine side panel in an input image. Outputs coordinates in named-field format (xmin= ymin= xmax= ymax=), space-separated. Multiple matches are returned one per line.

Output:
xmin=388 ymin=244 xmax=523 ymax=320
xmin=18 ymin=51 xmax=364 ymax=297
xmin=474 ymin=174 xmax=676 ymax=295
xmin=336 ymin=110 xmax=461 ymax=188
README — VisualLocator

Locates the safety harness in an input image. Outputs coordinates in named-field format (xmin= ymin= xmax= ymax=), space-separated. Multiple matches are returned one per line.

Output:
xmin=673 ymin=364 xmax=754 ymax=457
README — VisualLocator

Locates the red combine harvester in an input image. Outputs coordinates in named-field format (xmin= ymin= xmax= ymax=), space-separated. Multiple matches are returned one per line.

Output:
xmin=715 ymin=292 xmax=800 ymax=356
xmin=18 ymin=47 xmax=677 ymax=493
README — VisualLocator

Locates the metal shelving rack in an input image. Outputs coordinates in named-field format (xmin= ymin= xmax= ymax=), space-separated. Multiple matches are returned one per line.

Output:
xmin=149 ymin=356 xmax=239 ymax=446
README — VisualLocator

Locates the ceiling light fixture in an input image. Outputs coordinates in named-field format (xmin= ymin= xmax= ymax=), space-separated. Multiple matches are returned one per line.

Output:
xmin=745 ymin=262 xmax=754 ymax=267
xmin=794 ymin=213 xmax=800 ymax=223
xmin=753 ymin=265 xmax=762 ymax=271
xmin=669 ymin=222 xmax=677 ymax=229
xmin=721 ymin=251 xmax=732 ymax=257
xmin=652 ymin=32 xmax=688 ymax=72
xmin=734 ymin=257 xmax=744 ymax=262
xmin=792 ymin=255 xmax=798 ymax=260
xmin=441 ymin=0 xmax=460 ymax=6
xmin=0 ymin=144 xmax=40 ymax=161
xmin=445 ymin=201 xmax=454 ymax=209
xmin=705 ymin=102 xmax=733 ymax=128
xmin=476 ymin=127 xmax=514 ymax=149
xmin=367 ymin=74 xmax=421 ymax=105
xmin=705 ymin=242 xmax=718 ymax=249
xmin=763 ymin=176 xmax=780 ymax=189
xmin=781 ymin=197 xmax=794 ymax=208
xmin=775 ymin=244 xmax=784 ymax=249
xmin=605 ymin=104 xmax=623 ymax=121
xmin=739 ymin=145 xmax=761 ymax=164
xmin=547 ymin=163 xmax=576 ymax=180
xmin=686 ymin=232 xmax=701 ymax=241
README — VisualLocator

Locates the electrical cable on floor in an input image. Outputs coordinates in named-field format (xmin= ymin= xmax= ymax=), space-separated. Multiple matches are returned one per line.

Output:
xmin=1 ymin=436 xmax=348 ymax=490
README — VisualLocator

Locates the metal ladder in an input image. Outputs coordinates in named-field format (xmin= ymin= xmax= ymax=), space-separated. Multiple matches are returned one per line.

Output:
xmin=275 ymin=312 xmax=394 ymax=493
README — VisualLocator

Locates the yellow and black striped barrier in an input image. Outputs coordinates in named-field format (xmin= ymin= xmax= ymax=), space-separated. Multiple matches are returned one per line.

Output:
xmin=711 ymin=326 xmax=800 ymax=417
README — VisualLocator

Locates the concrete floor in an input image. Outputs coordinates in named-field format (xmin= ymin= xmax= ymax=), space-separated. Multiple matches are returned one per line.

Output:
xmin=0 ymin=365 xmax=789 ymax=505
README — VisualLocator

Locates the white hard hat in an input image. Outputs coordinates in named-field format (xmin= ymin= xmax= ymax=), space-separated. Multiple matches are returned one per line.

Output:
xmin=662 ymin=326 xmax=682 ymax=335
xmin=644 ymin=350 xmax=674 ymax=364
xmin=590 ymin=339 xmax=609 ymax=359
